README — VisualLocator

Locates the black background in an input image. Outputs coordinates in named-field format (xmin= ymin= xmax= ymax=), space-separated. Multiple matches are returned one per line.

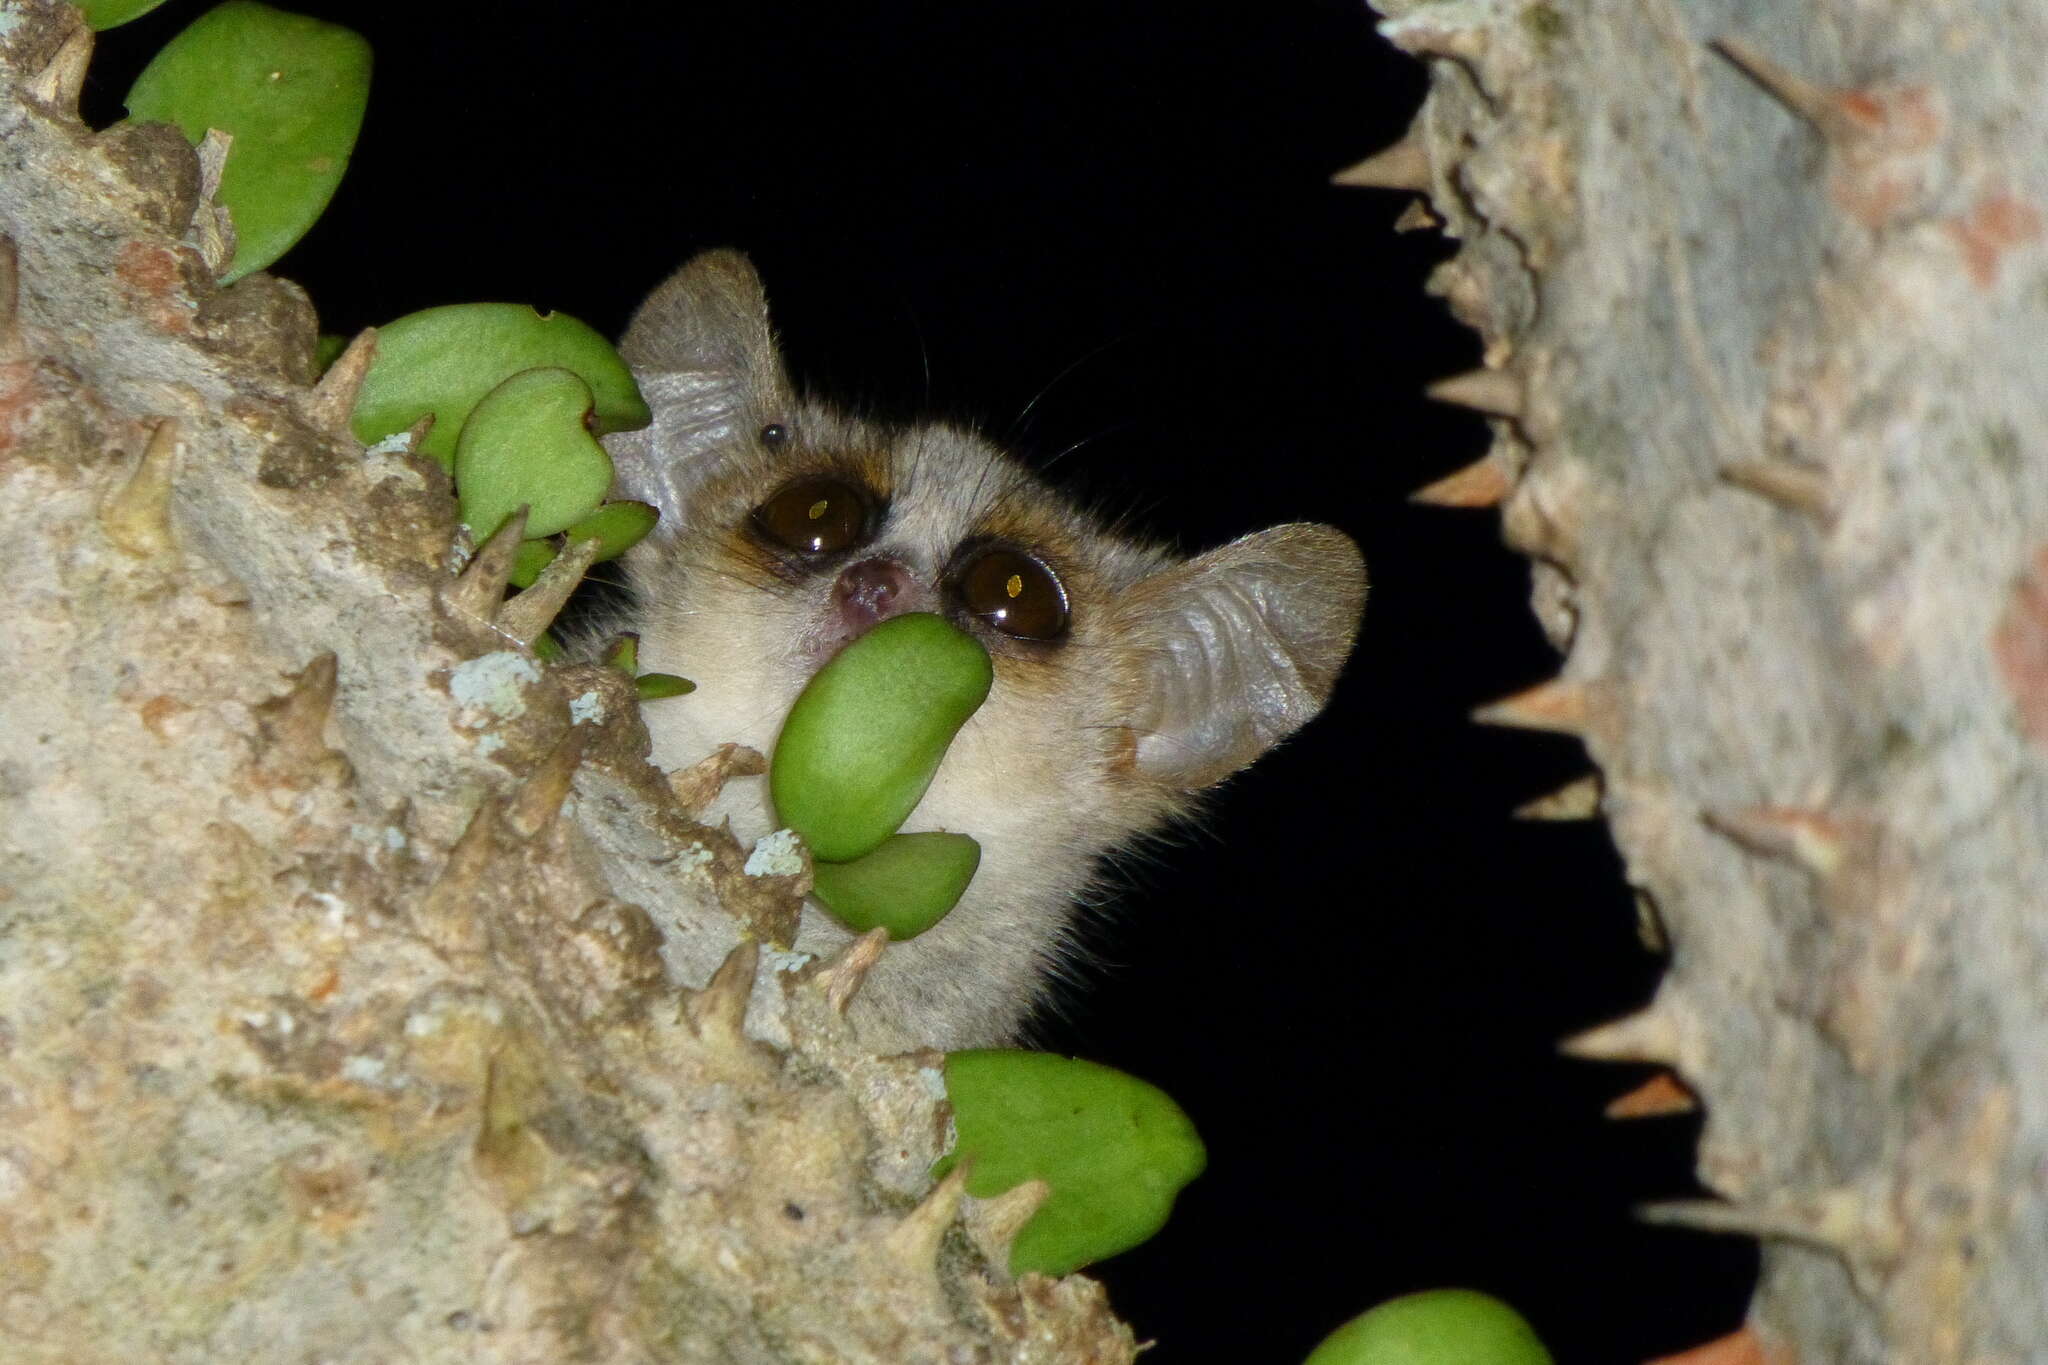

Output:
xmin=84 ymin=3 xmax=1755 ymax=1360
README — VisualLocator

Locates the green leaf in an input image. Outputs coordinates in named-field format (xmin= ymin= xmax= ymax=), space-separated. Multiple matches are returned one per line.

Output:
xmin=351 ymin=304 xmax=651 ymax=469
xmin=83 ymin=0 xmax=173 ymax=32
xmin=507 ymin=538 xmax=558 ymax=590
xmin=770 ymin=613 xmax=993 ymax=863
xmin=454 ymin=368 xmax=614 ymax=541
xmin=563 ymin=500 xmax=659 ymax=561
xmin=635 ymin=673 xmax=695 ymax=701
xmin=601 ymin=633 xmax=640 ymax=675
xmin=1302 ymin=1290 xmax=1553 ymax=1365
xmin=531 ymin=631 xmax=565 ymax=663
xmin=812 ymin=832 xmax=980 ymax=940
xmin=314 ymin=332 xmax=348 ymax=375
xmin=935 ymin=1050 xmax=1205 ymax=1277
xmin=124 ymin=1 xmax=370 ymax=282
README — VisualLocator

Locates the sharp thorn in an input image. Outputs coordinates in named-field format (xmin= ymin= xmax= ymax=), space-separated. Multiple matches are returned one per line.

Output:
xmin=416 ymin=798 xmax=503 ymax=952
xmin=1635 ymin=1197 xmax=1778 ymax=1238
xmin=506 ymin=726 xmax=590 ymax=838
xmin=1637 ymin=1187 xmax=1892 ymax=1259
xmin=815 ymin=927 xmax=889 ymax=1015
xmin=441 ymin=799 xmax=501 ymax=888
xmin=972 ymin=1178 xmax=1051 ymax=1263
xmin=305 ymin=328 xmax=377 ymax=438
xmin=1331 ymin=134 xmax=1430 ymax=191
xmin=667 ymin=743 xmax=768 ymax=818
xmin=256 ymin=652 xmax=340 ymax=764
xmin=883 ymin=1162 xmax=972 ymax=1272
xmin=0 ymin=236 xmax=20 ymax=362
xmin=1561 ymin=1006 xmax=1681 ymax=1064
xmin=441 ymin=507 xmax=530 ymax=624
xmin=1702 ymin=805 xmax=1849 ymax=880
xmin=688 ymin=940 xmax=760 ymax=1043
xmin=100 ymin=418 xmax=183 ymax=558
xmin=195 ymin=129 xmax=233 ymax=203
xmin=26 ymin=26 xmax=92 ymax=114
xmin=192 ymin=130 xmax=236 ymax=276
xmin=1633 ymin=889 xmax=1669 ymax=955
xmin=476 ymin=1051 xmax=522 ymax=1154
xmin=1604 ymin=1072 xmax=1699 ymax=1120
xmin=1472 ymin=678 xmax=1591 ymax=737
xmin=1426 ymin=367 xmax=1525 ymax=419
xmin=402 ymin=413 xmax=436 ymax=452
xmin=1514 ymin=773 xmax=1602 ymax=820
xmin=285 ymin=650 xmax=339 ymax=720
xmin=1645 ymin=1327 xmax=1771 ymax=1365
xmin=1720 ymin=459 xmax=1834 ymax=522
xmin=1711 ymin=37 xmax=1845 ymax=136
xmin=498 ymin=534 xmax=604 ymax=646
xmin=1410 ymin=451 xmax=1512 ymax=508
xmin=1391 ymin=198 xmax=1442 ymax=234
xmin=479 ymin=1045 xmax=548 ymax=1138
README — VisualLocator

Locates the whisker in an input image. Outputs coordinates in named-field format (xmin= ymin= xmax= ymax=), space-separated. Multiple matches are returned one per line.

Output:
xmin=1008 ymin=331 xmax=1136 ymax=440
xmin=1038 ymin=420 xmax=1137 ymax=476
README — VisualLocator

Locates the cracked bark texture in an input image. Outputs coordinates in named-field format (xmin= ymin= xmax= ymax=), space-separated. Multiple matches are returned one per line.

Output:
xmin=1370 ymin=0 xmax=2048 ymax=1359
xmin=0 ymin=2 xmax=1135 ymax=1359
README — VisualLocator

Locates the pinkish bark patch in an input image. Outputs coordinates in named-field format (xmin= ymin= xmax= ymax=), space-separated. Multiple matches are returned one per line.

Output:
xmin=1946 ymin=192 xmax=2044 ymax=290
xmin=1993 ymin=544 xmax=2048 ymax=748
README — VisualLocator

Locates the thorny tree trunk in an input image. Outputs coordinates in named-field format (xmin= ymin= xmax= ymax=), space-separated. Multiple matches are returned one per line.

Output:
xmin=0 ymin=3 xmax=1131 ymax=1360
xmin=1366 ymin=0 xmax=2048 ymax=1359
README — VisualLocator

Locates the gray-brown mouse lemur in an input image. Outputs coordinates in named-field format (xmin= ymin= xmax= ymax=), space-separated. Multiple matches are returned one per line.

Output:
xmin=601 ymin=250 xmax=1366 ymax=1050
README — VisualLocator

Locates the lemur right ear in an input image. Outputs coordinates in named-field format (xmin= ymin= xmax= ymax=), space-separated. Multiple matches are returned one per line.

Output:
xmin=604 ymin=249 xmax=796 ymax=536
xmin=1111 ymin=522 xmax=1366 ymax=790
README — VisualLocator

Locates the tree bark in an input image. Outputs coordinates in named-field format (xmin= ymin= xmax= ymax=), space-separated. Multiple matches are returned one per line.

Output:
xmin=1373 ymin=0 xmax=2048 ymax=1358
xmin=0 ymin=3 xmax=1133 ymax=1359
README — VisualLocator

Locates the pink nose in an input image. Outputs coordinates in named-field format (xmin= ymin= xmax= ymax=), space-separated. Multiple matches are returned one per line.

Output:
xmin=833 ymin=558 xmax=917 ymax=634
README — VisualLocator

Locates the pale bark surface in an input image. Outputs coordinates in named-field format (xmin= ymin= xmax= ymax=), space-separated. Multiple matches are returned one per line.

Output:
xmin=0 ymin=2 xmax=1133 ymax=1359
xmin=1375 ymin=0 xmax=2048 ymax=1359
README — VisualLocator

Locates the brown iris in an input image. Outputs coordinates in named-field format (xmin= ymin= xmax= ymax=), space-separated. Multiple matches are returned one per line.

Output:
xmin=752 ymin=476 xmax=874 ymax=555
xmin=954 ymin=544 xmax=1069 ymax=641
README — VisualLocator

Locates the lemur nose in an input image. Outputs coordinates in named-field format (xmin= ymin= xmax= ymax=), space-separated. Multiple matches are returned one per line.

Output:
xmin=833 ymin=557 xmax=919 ymax=633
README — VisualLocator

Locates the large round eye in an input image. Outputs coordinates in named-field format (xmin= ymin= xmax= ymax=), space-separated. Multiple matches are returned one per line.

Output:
xmin=954 ymin=545 xmax=1070 ymax=641
xmin=752 ymin=476 xmax=874 ymax=555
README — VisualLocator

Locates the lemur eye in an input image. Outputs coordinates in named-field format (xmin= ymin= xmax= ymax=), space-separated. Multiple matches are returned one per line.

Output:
xmin=752 ymin=476 xmax=874 ymax=555
xmin=760 ymin=424 xmax=789 ymax=449
xmin=953 ymin=545 xmax=1069 ymax=641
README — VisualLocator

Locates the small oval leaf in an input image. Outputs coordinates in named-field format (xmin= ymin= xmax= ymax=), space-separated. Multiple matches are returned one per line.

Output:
xmin=601 ymin=633 xmax=641 ymax=675
xmin=351 ymin=304 xmax=651 ymax=468
xmin=82 ymin=0 xmax=173 ymax=29
xmin=635 ymin=673 xmax=695 ymax=701
xmin=563 ymin=500 xmax=659 ymax=562
xmin=811 ymin=832 xmax=980 ymax=940
xmin=935 ymin=1050 xmax=1205 ymax=1278
xmin=454 ymin=368 xmax=614 ymax=541
xmin=1303 ymin=1290 xmax=1554 ymax=1365
xmin=771 ymin=613 xmax=993 ymax=863
xmin=124 ymin=1 xmax=370 ymax=282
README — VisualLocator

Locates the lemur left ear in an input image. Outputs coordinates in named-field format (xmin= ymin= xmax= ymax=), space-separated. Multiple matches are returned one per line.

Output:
xmin=1112 ymin=523 xmax=1366 ymax=790
xmin=603 ymin=248 xmax=795 ymax=539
